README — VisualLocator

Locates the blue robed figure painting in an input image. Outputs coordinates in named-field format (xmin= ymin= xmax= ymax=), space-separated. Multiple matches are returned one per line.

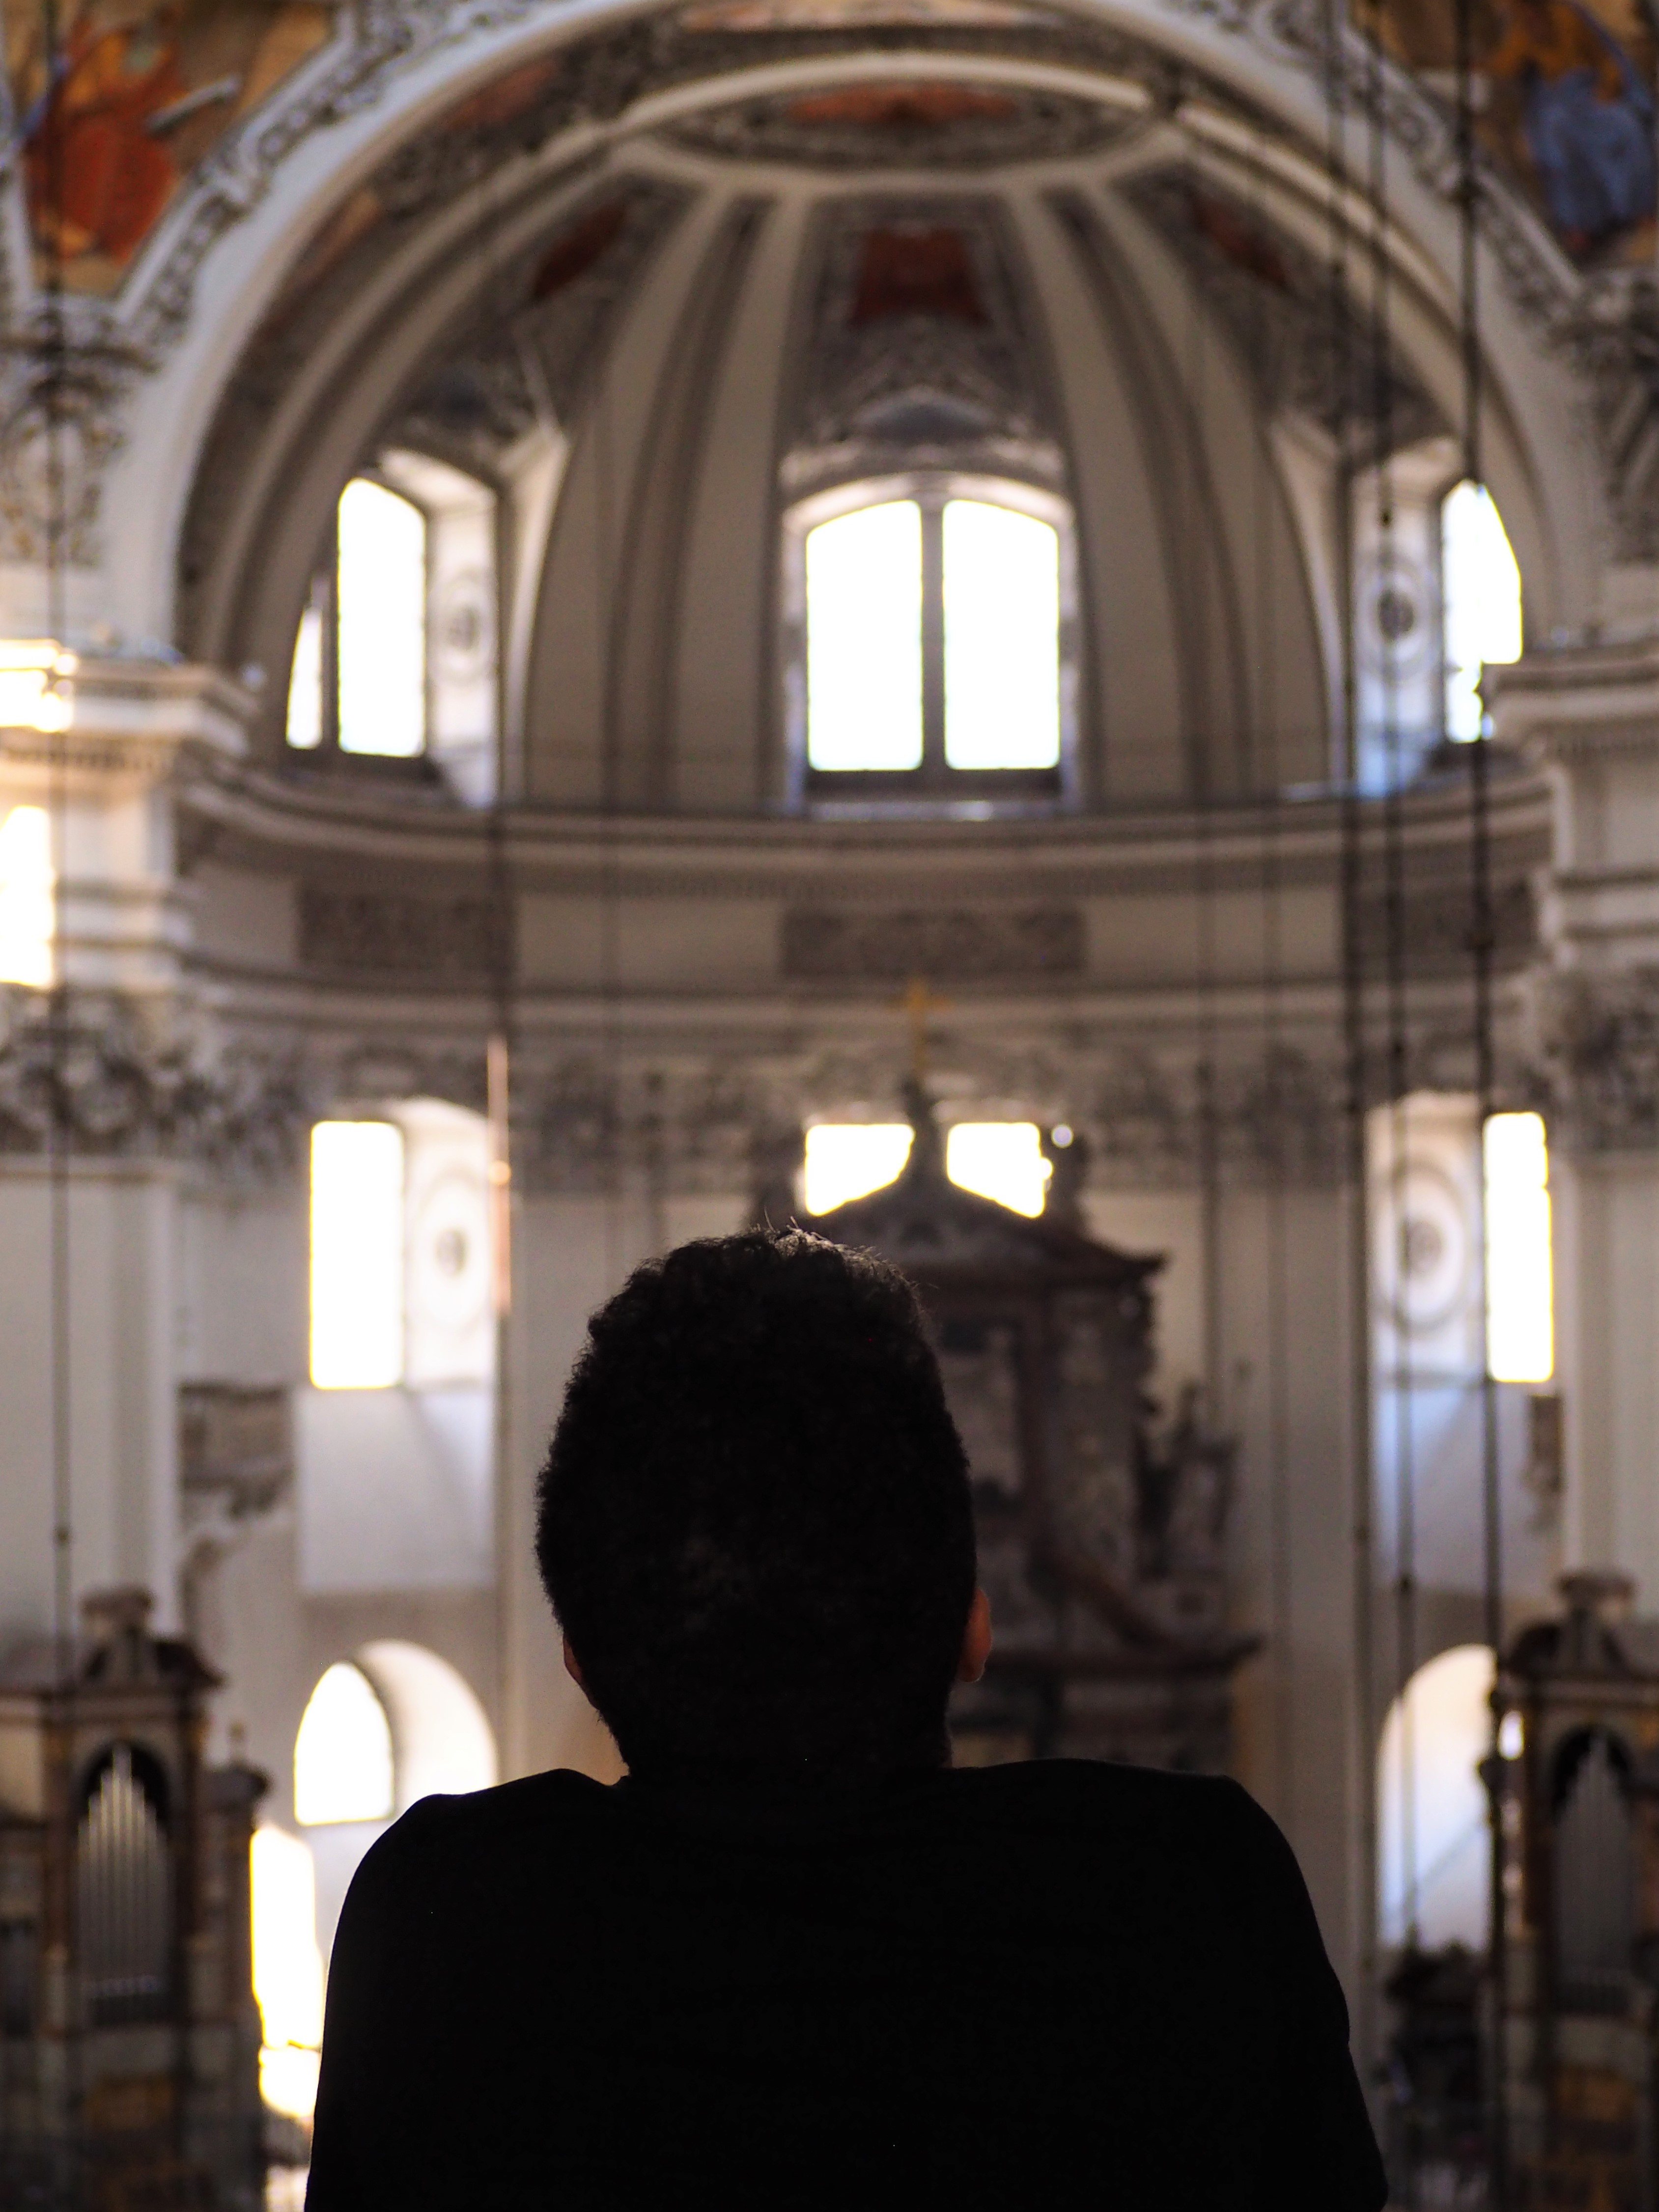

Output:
xmin=1361 ymin=0 xmax=1657 ymax=266
xmin=1487 ymin=0 xmax=1656 ymax=257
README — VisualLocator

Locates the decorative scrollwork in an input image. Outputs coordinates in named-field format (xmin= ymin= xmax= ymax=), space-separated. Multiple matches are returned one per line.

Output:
xmin=0 ymin=990 xmax=307 ymax=1177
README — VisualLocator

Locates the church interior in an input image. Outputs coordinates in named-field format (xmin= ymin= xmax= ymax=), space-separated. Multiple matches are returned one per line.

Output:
xmin=0 ymin=0 xmax=1657 ymax=2203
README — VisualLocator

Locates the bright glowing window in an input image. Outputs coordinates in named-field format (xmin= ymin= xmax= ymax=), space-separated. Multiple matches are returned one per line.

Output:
xmin=294 ymin=1663 xmax=395 ymax=1825
xmin=0 ymin=805 xmax=54 ymax=987
xmin=942 ymin=502 xmax=1060 ymax=770
xmin=1484 ymin=1111 xmax=1553 ymax=1384
xmin=251 ymin=1823 xmax=325 ymax=2121
xmin=337 ymin=479 xmax=426 ymax=757
xmin=1378 ymin=1644 xmax=1494 ymax=1949
xmin=1442 ymin=481 xmax=1522 ymax=742
xmin=946 ymin=1122 xmax=1051 ymax=1216
xmin=804 ymin=1120 xmax=1052 ymax=1216
xmin=804 ymin=1124 xmax=914 ymax=1213
xmin=284 ymin=596 xmax=325 ymax=751
xmin=0 ymin=639 xmax=73 ymax=733
xmin=794 ymin=479 xmax=1069 ymax=796
xmin=285 ymin=468 xmax=475 ymax=764
xmin=806 ymin=502 xmax=924 ymax=771
xmin=310 ymin=1121 xmax=405 ymax=1390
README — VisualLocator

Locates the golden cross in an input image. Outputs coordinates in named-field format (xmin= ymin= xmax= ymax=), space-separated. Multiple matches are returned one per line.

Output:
xmin=894 ymin=974 xmax=951 ymax=1086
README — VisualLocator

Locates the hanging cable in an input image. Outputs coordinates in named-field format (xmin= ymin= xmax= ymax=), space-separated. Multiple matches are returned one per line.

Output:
xmin=36 ymin=4 xmax=84 ymax=2192
xmin=1239 ymin=118 xmax=1297 ymax=1839
xmin=1361 ymin=0 xmax=1423 ymax=1981
xmin=468 ymin=160 xmax=520 ymax=1753
xmin=594 ymin=238 xmax=625 ymax=1295
xmin=1451 ymin=0 xmax=1510 ymax=2188
xmin=38 ymin=0 xmax=73 ymax=1693
xmin=1323 ymin=0 xmax=1382 ymax=2098
xmin=1176 ymin=88 xmax=1225 ymax=1431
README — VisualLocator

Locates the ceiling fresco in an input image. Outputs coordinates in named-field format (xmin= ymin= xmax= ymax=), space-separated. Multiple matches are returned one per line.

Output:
xmin=782 ymin=196 xmax=1065 ymax=492
xmin=675 ymin=0 xmax=1056 ymax=28
xmin=665 ymin=76 xmax=1140 ymax=165
xmin=1354 ymin=0 xmax=1656 ymax=268
xmin=4 ymin=0 xmax=334 ymax=295
xmin=0 ymin=0 xmax=1648 ymax=582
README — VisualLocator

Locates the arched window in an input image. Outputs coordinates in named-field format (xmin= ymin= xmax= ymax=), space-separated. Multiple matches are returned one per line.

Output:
xmin=294 ymin=1663 xmax=394 ymax=1826
xmin=804 ymin=1119 xmax=1055 ymax=1216
xmin=1378 ymin=1644 xmax=1495 ymax=1951
xmin=287 ymin=479 xmax=426 ymax=758
xmin=284 ymin=453 xmax=498 ymax=798
xmin=784 ymin=476 xmax=1074 ymax=806
xmin=1441 ymin=480 xmax=1522 ymax=742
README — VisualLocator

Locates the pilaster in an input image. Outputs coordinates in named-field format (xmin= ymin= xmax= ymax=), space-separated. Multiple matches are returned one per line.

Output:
xmin=0 ymin=656 xmax=254 ymax=1645
xmin=1490 ymin=643 xmax=1659 ymax=1600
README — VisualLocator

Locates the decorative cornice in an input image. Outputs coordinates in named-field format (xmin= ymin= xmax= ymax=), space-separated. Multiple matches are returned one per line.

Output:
xmin=783 ymin=903 xmax=1084 ymax=979
xmin=0 ymin=991 xmax=306 ymax=1178
xmin=1533 ymin=967 xmax=1659 ymax=1155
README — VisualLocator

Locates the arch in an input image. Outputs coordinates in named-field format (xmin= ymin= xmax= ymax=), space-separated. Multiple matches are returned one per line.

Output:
xmin=357 ymin=1641 xmax=498 ymax=1812
xmin=1378 ymin=1643 xmax=1494 ymax=1952
xmin=141 ymin=0 xmax=1598 ymax=743
xmin=294 ymin=1661 xmax=395 ymax=1826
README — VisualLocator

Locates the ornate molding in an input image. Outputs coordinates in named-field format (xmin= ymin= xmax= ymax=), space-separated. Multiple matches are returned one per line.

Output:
xmin=1121 ymin=167 xmax=1442 ymax=454
xmin=297 ymin=884 xmax=505 ymax=980
xmin=783 ymin=191 xmax=1065 ymax=490
xmin=508 ymin=1034 xmax=1356 ymax=1196
xmin=0 ymin=991 xmax=307 ymax=1178
xmin=782 ymin=903 xmax=1084 ymax=979
xmin=667 ymin=77 xmax=1136 ymax=168
xmin=0 ymin=310 xmax=141 ymax=564
xmin=1535 ymin=968 xmax=1659 ymax=1154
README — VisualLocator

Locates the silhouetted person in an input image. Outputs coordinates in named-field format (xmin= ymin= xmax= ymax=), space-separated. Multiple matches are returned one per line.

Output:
xmin=308 ymin=1230 xmax=1386 ymax=2210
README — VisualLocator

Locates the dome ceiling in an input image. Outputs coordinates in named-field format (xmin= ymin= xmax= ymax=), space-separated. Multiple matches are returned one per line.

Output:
xmin=170 ymin=0 xmax=1601 ymax=816
xmin=664 ymin=76 xmax=1136 ymax=167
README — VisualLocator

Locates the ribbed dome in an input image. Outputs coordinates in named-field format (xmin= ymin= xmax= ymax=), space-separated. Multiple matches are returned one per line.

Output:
xmin=176 ymin=2 xmax=1506 ymax=815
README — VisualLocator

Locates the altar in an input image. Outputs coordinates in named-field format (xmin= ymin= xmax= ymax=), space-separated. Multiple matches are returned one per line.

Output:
xmin=814 ymin=1084 xmax=1258 ymax=1771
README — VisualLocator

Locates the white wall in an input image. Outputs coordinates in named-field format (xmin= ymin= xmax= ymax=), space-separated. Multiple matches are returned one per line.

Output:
xmin=0 ymin=1164 xmax=180 ymax=1635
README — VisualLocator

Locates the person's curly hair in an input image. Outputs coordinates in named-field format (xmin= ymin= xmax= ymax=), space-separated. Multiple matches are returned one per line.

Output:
xmin=536 ymin=1228 xmax=975 ymax=1778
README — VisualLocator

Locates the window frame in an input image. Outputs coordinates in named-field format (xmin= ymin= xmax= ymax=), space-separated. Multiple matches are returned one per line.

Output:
xmin=1437 ymin=475 xmax=1523 ymax=747
xmin=781 ymin=472 xmax=1079 ymax=814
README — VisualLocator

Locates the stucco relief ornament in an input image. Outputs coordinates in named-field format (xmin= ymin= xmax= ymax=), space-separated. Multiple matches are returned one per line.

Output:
xmin=124 ymin=0 xmax=554 ymax=358
xmin=0 ymin=988 xmax=307 ymax=1176
xmin=0 ymin=308 xmax=138 ymax=564
xmin=514 ymin=1053 xmax=769 ymax=1195
xmin=1537 ymin=969 xmax=1659 ymax=1153
xmin=1162 ymin=0 xmax=1659 ymax=539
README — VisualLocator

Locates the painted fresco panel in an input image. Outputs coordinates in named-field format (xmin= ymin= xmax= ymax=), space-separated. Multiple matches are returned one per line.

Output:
xmin=5 ymin=0 xmax=334 ymax=294
xmin=1358 ymin=0 xmax=1657 ymax=266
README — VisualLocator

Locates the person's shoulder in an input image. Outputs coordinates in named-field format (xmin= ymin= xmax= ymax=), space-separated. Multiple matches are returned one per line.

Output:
xmin=945 ymin=1759 xmax=1273 ymax=1858
xmin=349 ymin=1768 xmax=617 ymax=1895
xmin=951 ymin=1756 xmax=1252 ymax=1820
